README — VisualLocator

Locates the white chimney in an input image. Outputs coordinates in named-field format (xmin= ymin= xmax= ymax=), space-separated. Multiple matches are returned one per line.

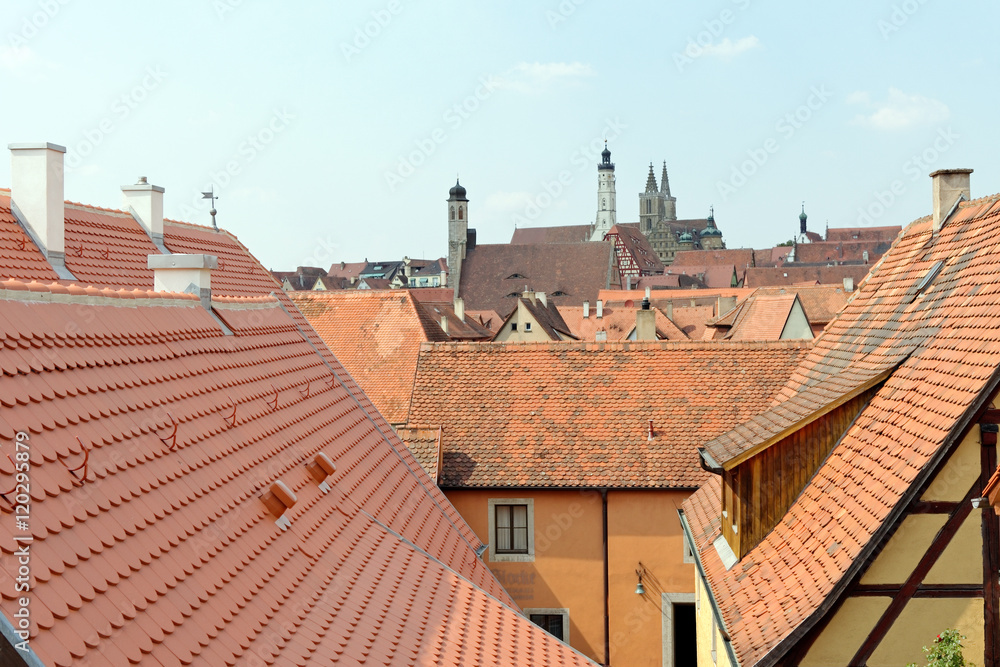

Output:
xmin=931 ymin=169 xmax=972 ymax=232
xmin=596 ymin=300 xmax=603 ymax=318
xmin=9 ymin=142 xmax=66 ymax=257
xmin=454 ymin=297 xmax=465 ymax=321
xmin=122 ymin=177 xmax=165 ymax=242
xmin=537 ymin=292 xmax=547 ymax=307
xmin=843 ymin=276 xmax=854 ymax=293
xmin=148 ymin=253 xmax=217 ymax=308
xmin=596 ymin=329 xmax=607 ymax=342
xmin=440 ymin=315 xmax=449 ymax=335
xmin=583 ymin=301 xmax=590 ymax=319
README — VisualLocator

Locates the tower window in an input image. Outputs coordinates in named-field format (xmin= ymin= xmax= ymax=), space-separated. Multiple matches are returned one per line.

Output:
xmin=646 ymin=200 xmax=651 ymax=214
xmin=458 ymin=207 xmax=464 ymax=220
xmin=450 ymin=206 xmax=455 ymax=220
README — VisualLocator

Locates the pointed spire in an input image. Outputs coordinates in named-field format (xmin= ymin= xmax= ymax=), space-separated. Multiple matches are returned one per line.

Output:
xmin=644 ymin=163 xmax=658 ymax=193
xmin=661 ymin=161 xmax=671 ymax=197
xmin=799 ymin=201 xmax=808 ymax=235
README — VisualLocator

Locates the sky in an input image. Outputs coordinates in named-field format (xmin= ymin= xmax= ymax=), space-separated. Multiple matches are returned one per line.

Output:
xmin=1 ymin=1 xmax=997 ymax=272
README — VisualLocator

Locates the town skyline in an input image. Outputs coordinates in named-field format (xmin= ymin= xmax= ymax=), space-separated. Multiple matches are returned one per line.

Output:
xmin=0 ymin=1 xmax=996 ymax=270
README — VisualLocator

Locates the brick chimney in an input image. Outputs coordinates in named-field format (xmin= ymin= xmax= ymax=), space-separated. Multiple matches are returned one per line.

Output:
xmin=122 ymin=176 xmax=167 ymax=251
xmin=9 ymin=143 xmax=74 ymax=278
xmin=148 ymin=254 xmax=217 ymax=309
xmin=930 ymin=169 xmax=972 ymax=232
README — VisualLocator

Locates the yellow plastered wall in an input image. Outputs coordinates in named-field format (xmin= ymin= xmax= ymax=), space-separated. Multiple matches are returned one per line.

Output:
xmin=800 ymin=597 xmax=891 ymax=666
xmin=860 ymin=514 xmax=946 ymax=585
xmin=445 ymin=489 xmax=606 ymax=663
xmin=925 ymin=510 xmax=983 ymax=585
xmin=695 ymin=571 xmax=735 ymax=667
xmin=922 ymin=426 xmax=981 ymax=501
xmin=868 ymin=598 xmax=984 ymax=667
xmin=607 ymin=490 xmax=694 ymax=666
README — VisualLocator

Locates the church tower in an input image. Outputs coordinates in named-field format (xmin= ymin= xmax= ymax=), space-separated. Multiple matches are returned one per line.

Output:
xmin=661 ymin=162 xmax=677 ymax=222
xmin=590 ymin=141 xmax=617 ymax=241
xmin=639 ymin=163 xmax=663 ymax=234
xmin=447 ymin=179 xmax=468 ymax=297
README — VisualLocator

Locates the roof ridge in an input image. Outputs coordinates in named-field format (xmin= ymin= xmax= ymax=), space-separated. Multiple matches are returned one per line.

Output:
xmin=419 ymin=339 xmax=813 ymax=352
xmin=0 ymin=279 xmax=200 ymax=304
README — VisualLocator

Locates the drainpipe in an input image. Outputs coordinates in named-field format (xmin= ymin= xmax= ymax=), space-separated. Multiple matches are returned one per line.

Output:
xmin=602 ymin=488 xmax=610 ymax=666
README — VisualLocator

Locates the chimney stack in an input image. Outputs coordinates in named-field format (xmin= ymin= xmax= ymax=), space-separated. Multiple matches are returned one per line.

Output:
xmin=122 ymin=176 xmax=167 ymax=249
xmin=9 ymin=142 xmax=67 ymax=258
xmin=635 ymin=307 xmax=656 ymax=341
xmin=537 ymin=292 xmax=547 ymax=307
xmin=440 ymin=315 xmax=449 ymax=334
xmin=454 ymin=297 xmax=465 ymax=321
xmin=148 ymin=253 xmax=217 ymax=309
xmin=596 ymin=300 xmax=603 ymax=319
xmin=843 ymin=276 xmax=854 ymax=293
xmin=930 ymin=169 xmax=972 ymax=232
xmin=583 ymin=300 xmax=590 ymax=319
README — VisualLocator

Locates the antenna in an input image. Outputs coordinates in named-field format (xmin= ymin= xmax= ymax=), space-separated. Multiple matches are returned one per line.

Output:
xmin=202 ymin=186 xmax=219 ymax=231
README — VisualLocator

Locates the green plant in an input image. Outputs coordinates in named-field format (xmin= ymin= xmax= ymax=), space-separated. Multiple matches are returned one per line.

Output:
xmin=905 ymin=629 xmax=974 ymax=667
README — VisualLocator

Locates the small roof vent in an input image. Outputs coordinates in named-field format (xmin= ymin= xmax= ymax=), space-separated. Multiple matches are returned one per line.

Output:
xmin=261 ymin=480 xmax=298 ymax=530
xmin=307 ymin=453 xmax=337 ymax=493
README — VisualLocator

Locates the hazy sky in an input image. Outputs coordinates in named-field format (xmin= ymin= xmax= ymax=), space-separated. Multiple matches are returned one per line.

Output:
xmin=1 ymin=1 xmax=997 ymax=271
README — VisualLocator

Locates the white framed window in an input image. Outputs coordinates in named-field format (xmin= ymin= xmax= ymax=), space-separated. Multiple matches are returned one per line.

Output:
xmin=524 ymin=322 xmax=532 ymax=332
xmin=488 ymin=498 xmax=534 ymax=562
xmin=683 ymin=535 xmax=695 ymax=564
xmin=525 ymin=608 xmax=569 ymax=644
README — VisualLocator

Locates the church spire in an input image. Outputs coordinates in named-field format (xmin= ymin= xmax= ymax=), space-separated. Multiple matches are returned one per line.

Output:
xmin=799 ymin=202 xmax=808 ymax=235
xmin=661 ymin=162 xmax=671 ymax=197
xmin=644 ymin=163 xmax=658 ymax=193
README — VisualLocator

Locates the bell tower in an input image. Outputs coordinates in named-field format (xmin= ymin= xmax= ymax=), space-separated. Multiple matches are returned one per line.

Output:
xmin=447 ymin=179 xmax=468 ymax=297
xmin=638 ymin=163 xmax=663 ymax=234
xmin=591 ymin=141 xmax=617 ymax=241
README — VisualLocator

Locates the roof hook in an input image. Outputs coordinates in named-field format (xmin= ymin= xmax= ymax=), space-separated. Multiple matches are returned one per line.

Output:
xmin=59 ymin=437 xmax=91 ymax=486
xmin=159 ymin=413 xmax=179 ymax=451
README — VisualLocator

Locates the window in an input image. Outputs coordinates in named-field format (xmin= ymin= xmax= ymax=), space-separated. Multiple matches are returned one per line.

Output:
xmin=683 ymin=536 xmax=695 ymax=564
xmin=488 ymin=498 xmax=534 ymax=562
xmin=526 ymin=609 xmax=569 ymax=644
xmin=661 ymin=594 xmax=697 ymax=667
xmin=450 ymin=206 xmax=455 ymax=220
xmin=511 ymin=322 xmax=517 ymax=331
xmin=524 ymin=322 xmax=532 ymax=332
xmin=458 ymin=206 xmax=464 ymax=220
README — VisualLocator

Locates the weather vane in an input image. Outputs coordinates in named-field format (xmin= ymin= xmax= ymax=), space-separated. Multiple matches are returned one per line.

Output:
xmin=202 ymin=186 xmax=219 ymax=231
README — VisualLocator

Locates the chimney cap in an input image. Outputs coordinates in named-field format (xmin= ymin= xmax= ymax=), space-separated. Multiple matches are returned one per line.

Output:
xmin=929 ymin=168 xmax=974 ymax=178
xmin=122 ymin=180 xmax=165 ymax=194
xmin=148 ymin=253 xmax=218 ymax=270
xmin=8 ymin=142 xmax=66 ymax=153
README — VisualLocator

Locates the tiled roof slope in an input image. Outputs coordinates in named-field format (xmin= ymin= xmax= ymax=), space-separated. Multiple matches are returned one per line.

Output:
xmin=510 ymin=225 xmax=592 ymax=244
xmin=825 ymin=225 xmax=902 ymax=243
xmin=672 ymin=248 xmax=755 ymax=269
xmin=752 ymin=285 xmax=850 ymax=326
xmin=0 ymin=193 xmax=62 ymax=282
xmin=459 ymin=241 xmax=618 ymax=316
xmin=743 ymin=264 xmax=871 ymax=288
xmin=665 ymin=264 xmax=737 ymax=289
xmin=405 ymin=340 xmax=810 ymax=489
xmin=607 ymin=224 xmax=664 ymax=274
xmin=289 ymin=290 xmax=447 ymax=425
xmin=0 ymin=282 xmax=601 ymax=667
xmin=726 ymin=294 xmax=798 ymax=342
xmin=557 ymin=305 xmax=689 ymax=342
xmin=0 ymin=191 xmax=554 ymax=659
xmin=684 ymin=194 xmax=1000 ymax=667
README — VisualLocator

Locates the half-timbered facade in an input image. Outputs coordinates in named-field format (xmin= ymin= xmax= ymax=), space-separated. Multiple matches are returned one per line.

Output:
xmin=682 ymin=170 xmax=1000 ymax=666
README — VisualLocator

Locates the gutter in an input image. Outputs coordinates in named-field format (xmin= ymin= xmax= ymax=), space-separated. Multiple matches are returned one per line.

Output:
xmin=679 ymin=509 xmax=740 ymax=667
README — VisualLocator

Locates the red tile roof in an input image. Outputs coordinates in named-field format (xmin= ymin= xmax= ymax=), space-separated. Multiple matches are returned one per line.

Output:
xmin=683 ymin=194 xmax=1000 ymax=667
xmin=404 ymin=340 xmax=810 ymax=489
xmin=459 ymin=242 xmax=619 ymax=316
xmin=289 ymin=290 xmax=449 ymax=425
xmin=510 ymin=224 xmax=592 ymax=244
xmin=825 ymin=225 xmax=902 ymax=243
xmin=665 ymin=264 xmax=737 ymax=288
xmin=606 ymin=224 xmax=664 ymax=275
xmin=791 ymin=239 xmax=891 ymax=265
xmin=743 ymin=264 xmax=872 ymax=288
xmin=0 ymin=190 xmax=594 ymax=665
xmin=750 ymin=285 xmax=851 ymax=326
xmin=557 ymin=305 xmax=689 ymax=341
xmin=672 ymin=248 xmax=756 ymax=270
xmin=0 ymin=193 xmax=62 ymax=282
